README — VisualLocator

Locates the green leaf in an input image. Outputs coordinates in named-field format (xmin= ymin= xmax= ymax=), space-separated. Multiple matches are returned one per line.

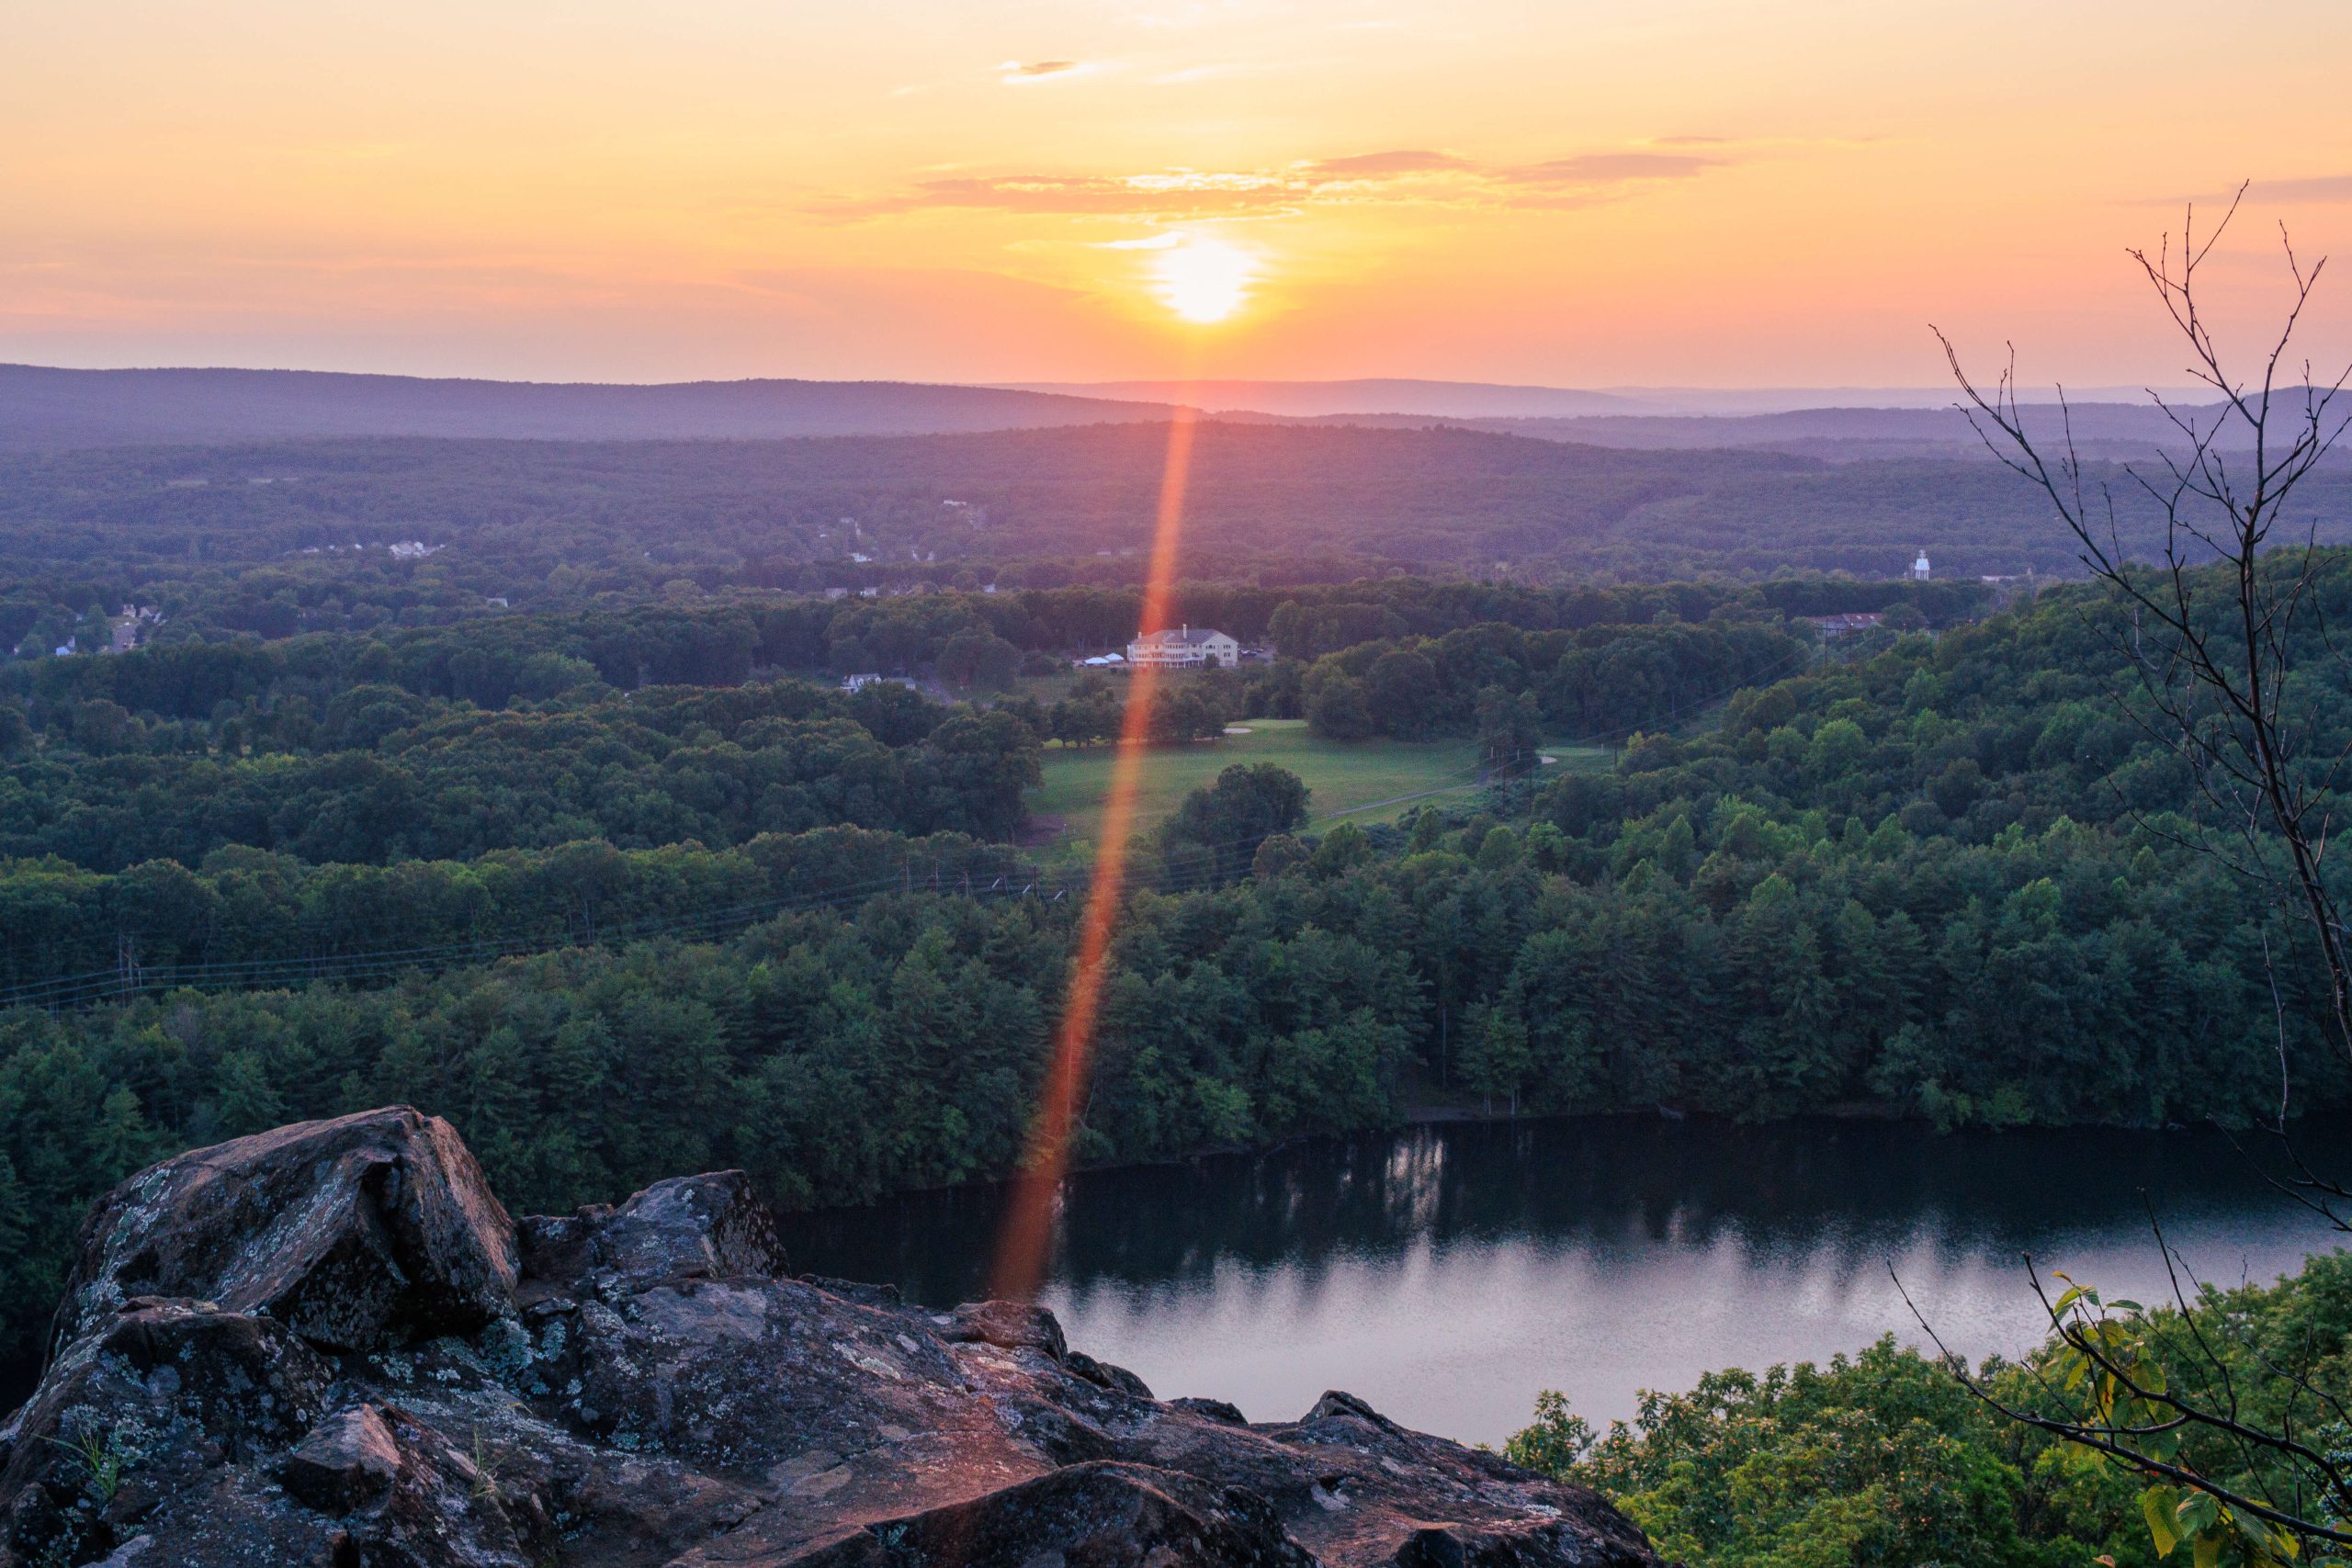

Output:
xmin=2145 ymin=1487 xmax=2182 ymax=1558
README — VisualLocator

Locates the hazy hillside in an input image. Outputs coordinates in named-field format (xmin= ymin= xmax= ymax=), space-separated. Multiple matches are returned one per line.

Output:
xmin=5 ymin=367 xmax=2245 ymax=468
xmin=999 ymin=378 xmax=1651 ymax=419
xmin=9 ymin=418 xmax=2340 ymax=583
xmin=1001 ymin=379 xmax=2208 ymax=420
xmin=0 ymin=365 xmax=1192 ymax=449
xmin=1440 ymin=402 xmax=2250 ymax=462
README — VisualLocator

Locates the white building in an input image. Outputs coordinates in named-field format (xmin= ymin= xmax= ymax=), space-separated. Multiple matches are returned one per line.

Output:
xmin=1125 ymin=626 xmax=1240 ymax=670
xmin=1912 ymin=550 xmax=1931 ymax=581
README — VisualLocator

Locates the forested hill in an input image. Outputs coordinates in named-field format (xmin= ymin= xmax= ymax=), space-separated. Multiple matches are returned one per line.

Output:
xmin=11 ymin=420 xmax=2341 ymax=583
xmin=5 ymin=557 xmax=2352 ymax=1382
xmin=0 ymin=366 xmax=1190 ymax=449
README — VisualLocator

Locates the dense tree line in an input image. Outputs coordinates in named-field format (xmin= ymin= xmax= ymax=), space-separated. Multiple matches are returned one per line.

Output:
xmin=0 ymin=680 xmax=1040 ymax=870
xmin=1295 ymin=619 xmax=1806 ymax=744
xmin=0 ymin=556 xmax=539 ymax=659
xmin=0 ymin=827 xmax=1036 ymax=996
xmin=2 ymin=574 xmax=1976 ymax=709
xmin=0 ymin=581 xmax=1818 ymax=878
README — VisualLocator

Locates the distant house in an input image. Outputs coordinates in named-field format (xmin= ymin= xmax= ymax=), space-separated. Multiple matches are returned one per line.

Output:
xmin=1912 ymin=550 xmax=1931 ymax=581
xmin=1806 ymin=613 xmax=1884 ymax=641
xmin=1125 ymin=626 xmax=1240 ymax=670
xmin=841 ymin=672 xmax=915 ymax=694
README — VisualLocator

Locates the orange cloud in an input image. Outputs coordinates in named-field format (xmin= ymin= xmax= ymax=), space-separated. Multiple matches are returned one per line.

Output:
xmin=998 ymin=60 xmax=1091 ymax=83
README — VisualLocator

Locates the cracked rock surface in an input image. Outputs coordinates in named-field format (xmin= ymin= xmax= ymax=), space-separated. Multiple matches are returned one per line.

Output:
xmin=0 ymin=1107 xmax=1664 ymax=1567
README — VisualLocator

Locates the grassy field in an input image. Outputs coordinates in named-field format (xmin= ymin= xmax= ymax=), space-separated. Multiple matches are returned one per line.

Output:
xmin=1026 ymin=718 xmax=1609 ymax=860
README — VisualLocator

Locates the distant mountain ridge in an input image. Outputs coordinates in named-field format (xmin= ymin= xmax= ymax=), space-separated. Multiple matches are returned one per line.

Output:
xmin=997 ymin=378 xmax=1654 ymax=419
xmin=0 ymin=365 xmax=1194 ymax=449
xmin=0 ymin=363 xmax=2254 ymax=460
xmin=1001 ymin=378 xmax=2205 ymax=418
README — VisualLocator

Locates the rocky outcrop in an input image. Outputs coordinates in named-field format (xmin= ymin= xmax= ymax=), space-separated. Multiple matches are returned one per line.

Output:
xmin=47 ymin=1105 xmax=518 ymax=1359
xmin=0 ymin=1107 xmax=1663 ymax=1568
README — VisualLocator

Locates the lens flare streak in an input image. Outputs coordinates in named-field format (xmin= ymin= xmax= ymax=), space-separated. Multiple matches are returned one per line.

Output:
xmin=988 ymin=402 xmax=1201 ymax=1302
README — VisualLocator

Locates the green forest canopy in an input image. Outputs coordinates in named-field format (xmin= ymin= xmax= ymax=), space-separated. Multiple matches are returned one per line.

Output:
xmin=5 ymin=558 xmax=2351 ymax=1389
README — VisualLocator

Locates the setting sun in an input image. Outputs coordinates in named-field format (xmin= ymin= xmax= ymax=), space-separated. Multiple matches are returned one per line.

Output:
xmin=1149 ymin=235 xmax=1256 ymax=324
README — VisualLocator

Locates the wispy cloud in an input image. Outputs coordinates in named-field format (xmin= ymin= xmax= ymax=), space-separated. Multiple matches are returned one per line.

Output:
xmin=822 ymin=144 xmax=1733 ymax=220
xmin=2131 ymin=175 xmax=2352 ymax=209
xmin=823 ymin=171 xmax=1292 ymax=219
xmin=2257 ymin=175 xmax=2352 ymax=203
xmin=998 ymin=59 xmax=1090 ymax=83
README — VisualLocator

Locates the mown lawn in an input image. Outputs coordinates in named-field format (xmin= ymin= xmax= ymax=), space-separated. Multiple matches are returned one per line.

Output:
xmin=1026 ymin=718 xmax=1608 ymax=860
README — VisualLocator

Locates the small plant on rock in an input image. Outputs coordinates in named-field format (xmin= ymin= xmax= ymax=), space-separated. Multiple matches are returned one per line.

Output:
xmin=45 ymin=1406 xmax=146 ymax=1504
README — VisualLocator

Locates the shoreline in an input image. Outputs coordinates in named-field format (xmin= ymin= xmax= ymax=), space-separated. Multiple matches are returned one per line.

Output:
xmin=777 ymin=1099 xmax=2239 ymax=1220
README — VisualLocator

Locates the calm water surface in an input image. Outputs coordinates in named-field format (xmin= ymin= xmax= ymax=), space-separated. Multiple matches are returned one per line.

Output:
xmin=775 ymin=1115 xmax=2352 ymax=1448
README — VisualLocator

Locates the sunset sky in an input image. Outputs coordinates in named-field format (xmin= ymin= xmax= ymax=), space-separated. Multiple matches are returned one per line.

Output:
xmin=7 ymin=0 xmax=2350 ymax=388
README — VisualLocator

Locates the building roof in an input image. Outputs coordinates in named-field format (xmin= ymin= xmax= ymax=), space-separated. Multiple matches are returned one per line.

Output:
xmin=1134 ymin=626 xmax=1230 ymax=646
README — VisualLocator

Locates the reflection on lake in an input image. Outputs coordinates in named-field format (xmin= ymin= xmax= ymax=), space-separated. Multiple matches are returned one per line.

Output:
xmin=775 ymin=1115 xmax=2350 ymax=1447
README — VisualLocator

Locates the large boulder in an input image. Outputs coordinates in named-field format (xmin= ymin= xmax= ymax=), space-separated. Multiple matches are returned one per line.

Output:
xmin=0 ymin=1110 xmax=1663 ymax=1568
xmin=48 ymin=1107 xmax=518 ymax=1360
xmin=514 ymin=1169 xmax=785 ymax=1308
xmin=791 ymin=1461 xmax=1319 ymax=1566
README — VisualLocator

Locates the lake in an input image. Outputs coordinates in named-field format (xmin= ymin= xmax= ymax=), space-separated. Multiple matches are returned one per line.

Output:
xmin=775 ymin=1114 xmax=2352 ymax=1448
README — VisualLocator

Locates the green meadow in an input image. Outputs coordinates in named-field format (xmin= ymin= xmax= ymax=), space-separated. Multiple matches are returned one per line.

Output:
xmin=1026 ymin=717 xmax=1609 ymax=860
